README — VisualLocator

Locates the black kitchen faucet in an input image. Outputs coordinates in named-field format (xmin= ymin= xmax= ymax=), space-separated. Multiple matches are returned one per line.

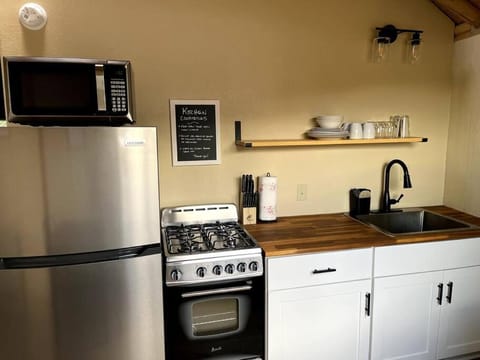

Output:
xmin=381 ymin=159 xmax=412 ymax=212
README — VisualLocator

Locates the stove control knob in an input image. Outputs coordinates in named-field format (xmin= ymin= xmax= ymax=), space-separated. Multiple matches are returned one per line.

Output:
xmin=171 ymin=269 xmax=182 ymax=281
xmin=225 ymin=264 xmax=235 ymax=274
xmin=196 ymin=267 xmax=207 ymax=278
xmin=237 ymin=262 xmax=247 ymax=273
xmin=212 ymin=265 xmax=223 ymax=276
xmin=249 ymin=261 xmax=259 ymax=272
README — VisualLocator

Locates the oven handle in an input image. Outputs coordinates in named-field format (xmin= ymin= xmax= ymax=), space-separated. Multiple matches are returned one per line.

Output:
xmin=181 ymin=285 xmax=252 ymax=298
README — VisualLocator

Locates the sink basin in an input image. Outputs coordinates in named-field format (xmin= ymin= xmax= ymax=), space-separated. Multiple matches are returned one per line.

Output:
xmin=352 ymin=208 xmax=478 ymax=236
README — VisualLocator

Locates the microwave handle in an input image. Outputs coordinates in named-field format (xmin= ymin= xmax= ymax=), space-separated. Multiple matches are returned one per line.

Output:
xmin=181 ymin=285 xmax=252 ymax=299
xmin=95 ymin=64 xmax=107 ymax=111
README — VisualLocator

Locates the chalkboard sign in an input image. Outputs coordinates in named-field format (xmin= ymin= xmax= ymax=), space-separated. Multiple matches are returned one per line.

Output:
xmin=170 ymin=100 xmax=221 ymax=166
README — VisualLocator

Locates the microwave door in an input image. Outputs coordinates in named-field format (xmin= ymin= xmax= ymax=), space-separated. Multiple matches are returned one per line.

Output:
xmin=0 ymin=246 xmax=164 ymax=360
xmin=7 ymin=61 xmax=98 ymax=116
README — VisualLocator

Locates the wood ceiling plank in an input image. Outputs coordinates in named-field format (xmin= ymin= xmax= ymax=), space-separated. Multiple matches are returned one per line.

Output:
xmin=468 ymin=0 xmax=480 ymax=9
xmin=433 ymin=1 xmax=468 ymax=24
xmin=454 ymin=22 xmax=480 ymax=40
xmin=455 ymin=22 xmax=473 ymax=37
xmin=432 ymin=0 xmax=480 ymax=27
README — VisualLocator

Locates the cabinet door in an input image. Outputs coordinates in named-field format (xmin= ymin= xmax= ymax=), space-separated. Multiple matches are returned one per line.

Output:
xmin=267 ymin=279 xmax=371 ymax=360
xmin=437 ymin=266 xmax=480 ymax=359
xmin=371 ymin=272 xmax=443 ymax=360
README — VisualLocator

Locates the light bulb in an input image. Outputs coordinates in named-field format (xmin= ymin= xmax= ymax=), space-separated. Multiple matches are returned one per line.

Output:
xmin=407 ymin=33 xmax=422 ymax=64
xmin=372 ymin=37 xmax=390 ymax=64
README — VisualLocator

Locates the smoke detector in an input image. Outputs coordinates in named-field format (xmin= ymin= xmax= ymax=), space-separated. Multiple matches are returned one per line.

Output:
xmin=19 ymin=3 xmax=48 ymax=30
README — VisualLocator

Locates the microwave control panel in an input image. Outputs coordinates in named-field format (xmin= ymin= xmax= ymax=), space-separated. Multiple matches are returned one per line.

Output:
xmin=105 ymin=65 xmax=129 ymax=115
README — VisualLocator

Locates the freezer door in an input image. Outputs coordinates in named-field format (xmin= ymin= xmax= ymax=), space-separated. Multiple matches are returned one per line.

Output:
xmin=0 ymin=126 xmax=160 ymax=257
xmin=0 ymin=252 xmax=164 ymax=360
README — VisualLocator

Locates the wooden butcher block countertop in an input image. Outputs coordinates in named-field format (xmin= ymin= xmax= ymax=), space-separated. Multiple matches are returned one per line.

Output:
xmin=244 ymin=206 xmax=480 ymax=257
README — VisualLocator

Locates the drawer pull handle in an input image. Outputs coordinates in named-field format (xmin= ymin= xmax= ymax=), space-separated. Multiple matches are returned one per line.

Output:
xmin=312 ymin=267 xmax=337 ymax=274
xmin=437 ymin=283 xmax=444 ymax=305
xmin=446 ymin=282 xmax=453 ymax=304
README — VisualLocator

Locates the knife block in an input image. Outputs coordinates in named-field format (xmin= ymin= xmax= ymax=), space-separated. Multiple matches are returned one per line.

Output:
xmin=242 ymin=207 xmax=257 ymax=225
xmin=239 ymin=193 xmax=257 ymax=225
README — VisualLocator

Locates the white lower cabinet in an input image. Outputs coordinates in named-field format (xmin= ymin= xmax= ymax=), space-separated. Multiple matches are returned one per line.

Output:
xmin=372 ymin=238 xmax=480 ymax=360
xmin=370 ymin=272 xmax=443 ymax=360
xmin=268 ymin=279 xmax=371 ymax=360
xmin=437 ymin=266 xmax=480 ymax=359
xmin=266 ymin=248 xmax=373 ymax=360
xmin=266 ymin=238 xmax=480 ymax=360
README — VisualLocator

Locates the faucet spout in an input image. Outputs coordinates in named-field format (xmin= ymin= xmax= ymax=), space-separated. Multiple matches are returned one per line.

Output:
xmin=381 ymin=159 xmax=412 ymax=212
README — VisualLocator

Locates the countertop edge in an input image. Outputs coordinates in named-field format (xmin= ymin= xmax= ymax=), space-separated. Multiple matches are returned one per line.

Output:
xmin=245 ymin=206 xmax=480 ymax=257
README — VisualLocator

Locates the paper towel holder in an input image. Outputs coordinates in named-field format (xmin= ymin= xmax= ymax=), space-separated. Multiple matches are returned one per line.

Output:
xmin=258 ymin=172 xmax=278 ymax=222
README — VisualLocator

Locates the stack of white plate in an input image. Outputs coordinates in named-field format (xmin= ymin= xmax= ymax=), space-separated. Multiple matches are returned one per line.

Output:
xmin=306 ymin=127 xmax=349 ymax=140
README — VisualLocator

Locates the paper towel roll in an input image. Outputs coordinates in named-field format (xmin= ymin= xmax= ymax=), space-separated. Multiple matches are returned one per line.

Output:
xmin=258 ymin=173 xmax=277 ymax=221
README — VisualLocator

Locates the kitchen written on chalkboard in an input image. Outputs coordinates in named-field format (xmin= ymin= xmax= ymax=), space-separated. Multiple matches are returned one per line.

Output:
xmin=170 ymin=100 xmax=221 ymax=166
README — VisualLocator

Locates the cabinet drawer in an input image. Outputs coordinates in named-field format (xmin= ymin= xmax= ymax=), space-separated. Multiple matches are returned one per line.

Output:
xmin=374 ymin=237 xmax=480 ymax=277
xmin=267 ymin=248 xmax=373 ymax=291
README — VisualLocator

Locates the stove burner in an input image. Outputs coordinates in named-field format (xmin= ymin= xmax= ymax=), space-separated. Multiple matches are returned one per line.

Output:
xmin=165 ymin=221 xmax=255 ymax=255
xmin=165 ymin=225 xmax=209 ymax=254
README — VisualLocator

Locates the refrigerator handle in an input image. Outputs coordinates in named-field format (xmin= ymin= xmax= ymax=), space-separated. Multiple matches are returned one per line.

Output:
xmin=0 ymin=244 xmax=160 ymax=269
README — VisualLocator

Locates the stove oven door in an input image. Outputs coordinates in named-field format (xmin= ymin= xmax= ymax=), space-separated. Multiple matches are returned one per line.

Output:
xmin=164 ymin=278 xmax=264 ymax=360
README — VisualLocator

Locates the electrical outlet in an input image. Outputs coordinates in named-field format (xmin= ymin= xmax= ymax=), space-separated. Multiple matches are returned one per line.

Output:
xmin=297 ymin=184 xmax=307 ymax=201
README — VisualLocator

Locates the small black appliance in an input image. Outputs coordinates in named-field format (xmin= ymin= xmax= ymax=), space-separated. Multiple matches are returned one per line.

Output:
xmin=349 ymin=188 xmax=371 ymax=216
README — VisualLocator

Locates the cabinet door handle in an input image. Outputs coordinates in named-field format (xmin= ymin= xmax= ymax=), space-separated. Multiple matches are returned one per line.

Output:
xmin=446 ymin=282 xmax=453 ymax=304
xmin=437 ymin=283 xmax=444 ymax=305
xmin=312 ymin=267 xmax=336 ymax=274
xmin=365 ymin=293 xmax=371 ymax=316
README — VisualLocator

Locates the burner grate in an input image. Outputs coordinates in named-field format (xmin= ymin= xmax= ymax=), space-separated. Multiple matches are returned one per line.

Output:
xmin=165 ymin=225 xmax=211 ymax=254
xmin=164 ymin=221 xmax=255 ymax=255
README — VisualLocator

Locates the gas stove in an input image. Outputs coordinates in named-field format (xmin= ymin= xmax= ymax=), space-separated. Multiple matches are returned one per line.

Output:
xmin=161 ymin=204 xmax=263 ymax=286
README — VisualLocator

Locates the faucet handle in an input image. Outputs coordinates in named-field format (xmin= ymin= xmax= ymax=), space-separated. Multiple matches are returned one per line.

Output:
xmin=390 ymin=194 xmax=404 ymax=205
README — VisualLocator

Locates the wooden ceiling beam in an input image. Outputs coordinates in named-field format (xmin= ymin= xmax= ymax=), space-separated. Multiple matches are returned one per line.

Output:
xmin=433 ymin=1 xmax=469 ymax=24
xmin=454 ymin=22 xmax=473 ymax=39
xmin=432 ymin=0 xmax=480 ymax=27
xmin=469 ymin=0 xmax=480 ymax=9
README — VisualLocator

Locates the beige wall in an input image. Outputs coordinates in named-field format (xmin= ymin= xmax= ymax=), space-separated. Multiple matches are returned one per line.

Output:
xmin=1 ymin=0 xmax=454 ymax=215
xmin=444 ymin=34 xmax=480 ymax=217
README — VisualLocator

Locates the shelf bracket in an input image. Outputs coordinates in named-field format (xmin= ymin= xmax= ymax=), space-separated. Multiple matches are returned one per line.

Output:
xmin=235 ymin=120 xmax=242 ymax=143
xmin=235 ymin=121 xmax=252 ymax=147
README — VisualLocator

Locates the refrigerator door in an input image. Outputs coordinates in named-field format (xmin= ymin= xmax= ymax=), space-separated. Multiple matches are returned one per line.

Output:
xmin=0 ymin=126 xmax=160 ymax=257
xmin=0 ymin=251 xmax=164 ymax=360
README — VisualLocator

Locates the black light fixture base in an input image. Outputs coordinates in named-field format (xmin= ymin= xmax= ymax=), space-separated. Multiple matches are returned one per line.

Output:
xmin=375 ymin=24 xmax=423 ymax=44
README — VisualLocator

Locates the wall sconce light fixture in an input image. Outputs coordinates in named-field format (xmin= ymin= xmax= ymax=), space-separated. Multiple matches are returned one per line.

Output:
xmin=372 ymin=24 xmax=423 ymax=64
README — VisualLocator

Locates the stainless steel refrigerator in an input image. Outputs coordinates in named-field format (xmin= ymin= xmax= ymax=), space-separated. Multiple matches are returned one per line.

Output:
xmin=0 ymin=126 xmax=164 ymax=360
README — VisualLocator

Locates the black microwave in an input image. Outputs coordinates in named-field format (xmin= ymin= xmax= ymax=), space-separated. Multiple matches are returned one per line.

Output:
xmin=2 ymin=56 xmax=134 ymax=125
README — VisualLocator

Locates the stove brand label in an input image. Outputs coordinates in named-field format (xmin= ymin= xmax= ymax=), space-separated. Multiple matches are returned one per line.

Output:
xmin=211 ymin=346 xmax=222 ymax=353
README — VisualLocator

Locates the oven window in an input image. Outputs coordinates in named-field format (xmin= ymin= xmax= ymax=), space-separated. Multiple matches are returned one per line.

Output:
xmin=192 ymin=298 xmax=239 ymax=336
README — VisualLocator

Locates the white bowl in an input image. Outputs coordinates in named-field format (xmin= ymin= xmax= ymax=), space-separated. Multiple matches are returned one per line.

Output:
xmin=315 ymin=115 xmax=343 ymax=129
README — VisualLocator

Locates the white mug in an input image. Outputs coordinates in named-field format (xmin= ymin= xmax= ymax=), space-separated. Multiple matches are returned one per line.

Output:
xmin=349 ymin=123 xmax=363 ymax=139
xmin=363 ymin=122 xmax=375 ymax=139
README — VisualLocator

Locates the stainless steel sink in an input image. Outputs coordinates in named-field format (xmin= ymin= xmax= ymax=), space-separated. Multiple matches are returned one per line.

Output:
xmin=351 ymin=208 xmax=478 ymax=236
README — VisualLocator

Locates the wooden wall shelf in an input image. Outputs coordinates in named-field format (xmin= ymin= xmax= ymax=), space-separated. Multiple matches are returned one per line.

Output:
xmin=234 ymin=121 xmax=428 ymax=148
